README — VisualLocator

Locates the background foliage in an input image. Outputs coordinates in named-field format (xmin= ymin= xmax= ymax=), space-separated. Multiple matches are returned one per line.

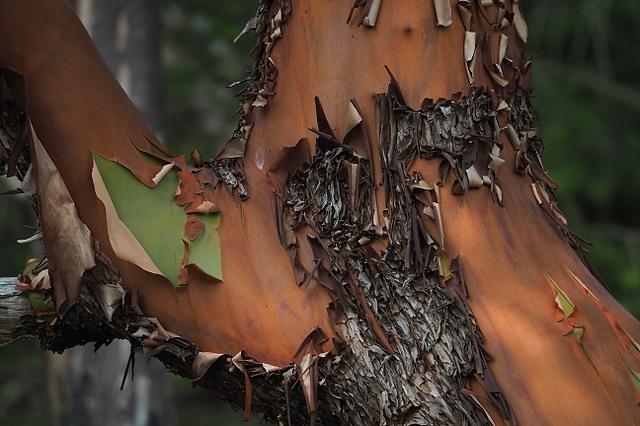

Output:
xmin=0 ymin=1 xmax=638 ymax=424
xmin=526 ymin=0 xmax=640 ymax=316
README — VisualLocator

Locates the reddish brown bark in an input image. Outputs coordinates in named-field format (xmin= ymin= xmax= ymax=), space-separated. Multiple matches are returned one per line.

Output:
xmin=1 ymin=0 xmax=639 ymax=424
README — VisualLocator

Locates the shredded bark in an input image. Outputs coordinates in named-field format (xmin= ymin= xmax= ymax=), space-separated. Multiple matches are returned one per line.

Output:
xmin=210 ymin=157 xmax=249 ymax=200
xmin=347 ymin=0 xmax=384 ymax=27
xmin=211 ymin=0 xmax=293 ymax=200
xmin=235 ymin=0 xmax=292 ymax=112
xmin=0 ymin=69 xmax=29 ymax=180
xmin=378 ymin=74 xmax=505 ymax=214
xmin=273 ymin=94 xmax=514 ymax=424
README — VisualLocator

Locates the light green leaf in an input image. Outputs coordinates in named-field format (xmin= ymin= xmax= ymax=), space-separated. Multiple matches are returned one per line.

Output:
xmin=624 ymin=363 xmax=640 ymax=397
xmin=438 ymin=255 xmax=452 ymax=281
xmin=27 ymin=291 xmax=53 ymax=312
xmin=563 ymin=325 xmax=585 ymax=346
xmin=27 ymin=291 xmax=56 ymax=322
xmin=545 ymin=273 xmax=575 ymax=321
xmin=94 ymin=153 xmax=222 ymax=287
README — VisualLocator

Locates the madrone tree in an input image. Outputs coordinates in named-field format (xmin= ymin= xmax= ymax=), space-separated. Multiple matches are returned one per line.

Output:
xmin=0 ymin=0 xmax=639 ymax=424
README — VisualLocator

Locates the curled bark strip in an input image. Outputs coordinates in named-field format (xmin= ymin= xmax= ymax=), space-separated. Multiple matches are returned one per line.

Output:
xmin=292 ymin=328 xmax=327 ymax=422
xmin=236 ymin=0 xmax=292 ymax=112
xmin=362 ymin=0 xmax=383 ymax=27
xmin=232 ymin=352 xmax=255 ymax=420
xmin=211 ymin=121 xmax=251 ymax=200
xmin=347 ymin=0 xmax=367 ymax=25
xmin=347 ymin=0 xmax=383 ymax=28
xmin=512 ymin=1 xmax=528 ymax=43
xmin=432 ymin=0 xmax=453 ymax=27
xmin=32 ymin=127 xmax=96 ymax=312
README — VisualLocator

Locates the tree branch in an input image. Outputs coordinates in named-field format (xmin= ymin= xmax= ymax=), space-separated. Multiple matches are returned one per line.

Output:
xmin=0 ymin=264 xmax=314 ymax=424
xmin=0 ymin=277 xmax=36 ymax=345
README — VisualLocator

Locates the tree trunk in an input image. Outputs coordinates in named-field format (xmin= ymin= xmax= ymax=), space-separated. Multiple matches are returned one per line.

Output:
xmin=46 ymin=3 xmax=175 ymax=426
xmin=0 ymin=1 xmax=638 ymax=425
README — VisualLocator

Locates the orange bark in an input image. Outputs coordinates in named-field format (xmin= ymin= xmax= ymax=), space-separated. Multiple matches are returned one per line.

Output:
xmin=1 ymin=0 xmax=639 ymax=424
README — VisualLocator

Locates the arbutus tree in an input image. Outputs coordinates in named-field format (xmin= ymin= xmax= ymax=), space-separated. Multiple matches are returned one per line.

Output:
xmin=0 ymin=0 xmax=639 ymax=425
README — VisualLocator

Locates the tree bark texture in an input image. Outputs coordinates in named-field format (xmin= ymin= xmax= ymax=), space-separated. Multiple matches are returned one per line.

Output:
xmin=0 ymin=1 xmax=638 ymax=425
xmin=0 ymin=277 xmax=36 ymax=345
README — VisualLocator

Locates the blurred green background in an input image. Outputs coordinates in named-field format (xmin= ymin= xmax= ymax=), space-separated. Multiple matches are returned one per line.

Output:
xmin=0 ymin=0 xmax=638 ymax=425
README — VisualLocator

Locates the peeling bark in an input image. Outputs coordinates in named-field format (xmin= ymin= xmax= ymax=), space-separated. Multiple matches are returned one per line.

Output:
xmin=273 ymin=93 xmax=515 ymax=424
xmin=1 ymin=1 xmax=640 ymax=425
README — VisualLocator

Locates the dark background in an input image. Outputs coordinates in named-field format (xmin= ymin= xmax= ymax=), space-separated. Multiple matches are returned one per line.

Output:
xmin=1 ymin=1 xmax=638 ymax=424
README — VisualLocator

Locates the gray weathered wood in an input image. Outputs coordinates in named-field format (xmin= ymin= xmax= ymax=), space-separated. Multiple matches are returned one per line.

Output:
xmin=0 ymin=277 xmax=36 ymax=346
